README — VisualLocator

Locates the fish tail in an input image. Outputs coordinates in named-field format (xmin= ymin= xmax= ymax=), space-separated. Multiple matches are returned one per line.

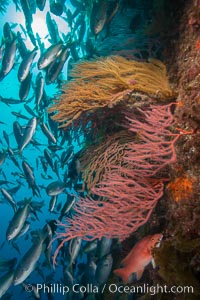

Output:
xmin=113 ymin=268 xmax=130 ymax=283
xmin=24 ymin=197 xmax=32 ymax=204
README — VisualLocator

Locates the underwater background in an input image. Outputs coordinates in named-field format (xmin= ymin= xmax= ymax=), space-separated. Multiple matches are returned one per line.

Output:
xmin=0 ymin=0 xmax=199 ymax=300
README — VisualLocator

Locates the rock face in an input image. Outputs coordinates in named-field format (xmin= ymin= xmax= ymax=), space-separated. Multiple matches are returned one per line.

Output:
xmin=151 ymin=1 xmax=200 ymax=299
xmin=109 ymin=1 xmax=200 ymax=299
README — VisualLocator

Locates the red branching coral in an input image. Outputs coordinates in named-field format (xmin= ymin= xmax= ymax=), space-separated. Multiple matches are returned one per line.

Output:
xmin=53 ymin=104 xmax=181 ymax=264
xmin=123 ymin=104 xmax=179 ymax=176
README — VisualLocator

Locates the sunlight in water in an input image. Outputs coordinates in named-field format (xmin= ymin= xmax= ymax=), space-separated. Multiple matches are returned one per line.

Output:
xmin=32 ymin=14 xmax=49 ymax=46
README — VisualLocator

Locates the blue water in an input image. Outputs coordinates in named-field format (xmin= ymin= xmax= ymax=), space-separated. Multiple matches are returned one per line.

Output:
xmin=0 ymin=2 xmax=83 ymax=300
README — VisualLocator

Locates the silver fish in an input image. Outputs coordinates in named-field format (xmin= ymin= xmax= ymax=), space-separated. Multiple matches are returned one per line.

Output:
xmin=18 ymin=117 xmax=37 ymax=153
xmin=46 ymin=47 xmax=69 ymax=84
xmin=37 ymin=43 xmax=63 ymax=69
xmin=95 ymin=254 xmax=113 ymax=286
xmin=6 ymin=200 xmax=31 ymax=241
xmin=18 ymin=48 xmax=37 ymax=82
xmin=1 ymin=188 xmax=17 ymax=213
xmin=46 ymin=181 xmax=68 ymax=196
xmin=13 ymin=231 xmax=47 ymax=285
xmin=49 ymin=195 xmax=57 ymax=212
xmin=0 ymin=39 xmax=17 ymax=80
xmin=90 ymin=1 xmax=107 ymax=35
xmin=22 ymin=160 xmax=40 ymax=196
xmin=41 ymin=122 xmax=57 ymax=144
xmin=0 ymin=271 xmax=14 ymax=298
xmin=35 ymin=72 xmax=44 ymax=108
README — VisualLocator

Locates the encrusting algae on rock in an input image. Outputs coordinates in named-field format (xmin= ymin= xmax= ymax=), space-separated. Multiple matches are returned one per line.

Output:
xmin=49 ymin=56 xmax=173 ymax=127
xmin=167 ymin=173 xmax=196 ymax=202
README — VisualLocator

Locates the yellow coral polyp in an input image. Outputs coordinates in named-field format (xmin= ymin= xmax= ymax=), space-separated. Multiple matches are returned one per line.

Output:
xmin=49 ymin=56 xmax=173 ymax=127
xmin=168 ymin=175 xmax=195 ymax=202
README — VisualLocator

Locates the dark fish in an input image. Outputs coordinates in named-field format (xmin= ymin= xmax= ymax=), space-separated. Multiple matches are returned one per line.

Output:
xmin=41 ymin=173 xmax=53 ymax=180
xmin=83 ymin=240 xmax=98 ymax=254
xmin=38 ymin=43 xmax=63 ymax=69
xmin=11 ymin=172 xmax=25 ymax=178
xmin=44 ymin=149 xmax=54 ymax=170
xmin=18 ymin=48 xmax=37 ymax=82
xmin=69 ymin=0 xmax=84 ymax=10
xmin=3 ymin=130 xmax=10 ymax=147
xmin=0 ymin=96 xmax=24 ymax=106
xmin=31 ymin=200 xmax=45 ymax=212
xmin=40 ymin=157 xmax=48 ymax=173
xmin=18 ymin=117 xmax=37 ymax=153
xmin=69 ymin=41 xmax=79 ymax=61
xmin=17 ymin=31 xmax=28 ymax=58
xmin=78 ymin=18 xmax=86 ymax=44
xmin=90 ymin=1 xmax=108 ymax=35
xmin=73 ymin=13 xmax=84 ymax=31
xmin=82 ymin=261 xmax=97 ymax=286
xmin=50 ymin=0 xmax=65 ymax=16
xmin=0 ymin=1 xmax=9 ymax=14
xmin=45 ymin=47 xmax=69 ymax=84
xmin=61 ymin=147 xmax=73 ymax=168
xmin=11 ymin=241 xmax=21 ymax=254
xmin=106 ymin=1 xmax=119 ymax=24
xmin=6 ymin=199 xmax=31 ymax=240
xmin=46 ymin=181 xmax=68 ymax=196
xmin=46 ymin=12 xmax=60 ymax=44
xmin=22 ymin=160 xmax=40 ymax=196
xmin=20 ymin=0 xmax=33 ymax=24
xmin=7 ymin=184 xmax=21 ymax=195
xmin=0 ymin=180 xmax=11 ymax=186
xmin=0 ymin=271 xmax=14 ymax=298
xmin=7 ymin=148 xmax=21 ymax=170
xmin=64 ymin=9 xmax=73 ymax=28
xmin=95 ymin=254 xmax=113 ymax=286
xmin=48 ymin=145 xmax=63 ymax=152
xmin=0 ymin=150 xmax=7 ymax=166
xmin=36 ymin=0 xmax=46 ymax=11
xmin=11 ymin=111 xmax=30 ymax=120
xmin=58 ymin=196 xmax=75 ymax=221
xmin=24 ymin=104 xmax=38 ymax=117
xmin=63 ymin=267 xmax=74 ymax=287
xmin=13 ymin=0 xmax=21 ymax=11
xmin=13 ymin=121 xmax=23 ymax=146
xmin=19 ymin=24 xmax=27 ymax=37
xmin=1 ymin=170 xmax=7 ymax=181
xmin=43 ymin=224 xmax=53 ymax=266
xmin=19 ymin=72 xmax=32 ymax=100
xmin=56 ymin=201 xmax=62 ymax=212
xmin=35 ymin=32 xmax=45 ymax=53
xmin=3 ymin=22 xmax=14 ymax=44
xmin=0 ymin=38 xmax=17 ymax=80
xmin=97 ymin=237 xmax=112 ymax=259
xmin=69 ymin=237 xmax=82 ymax=266
xmin=53 ymin=159 xmax=60 ymax=179
xmin=63 ymin=169 xmax=69 ymax=184
xmin=25 ymin=21 xmax=37 ymax=47
xmin=35 ymin=72 xmax=44 ymax=108
xmin=13 ymin=231 xmax=47 ymax=285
